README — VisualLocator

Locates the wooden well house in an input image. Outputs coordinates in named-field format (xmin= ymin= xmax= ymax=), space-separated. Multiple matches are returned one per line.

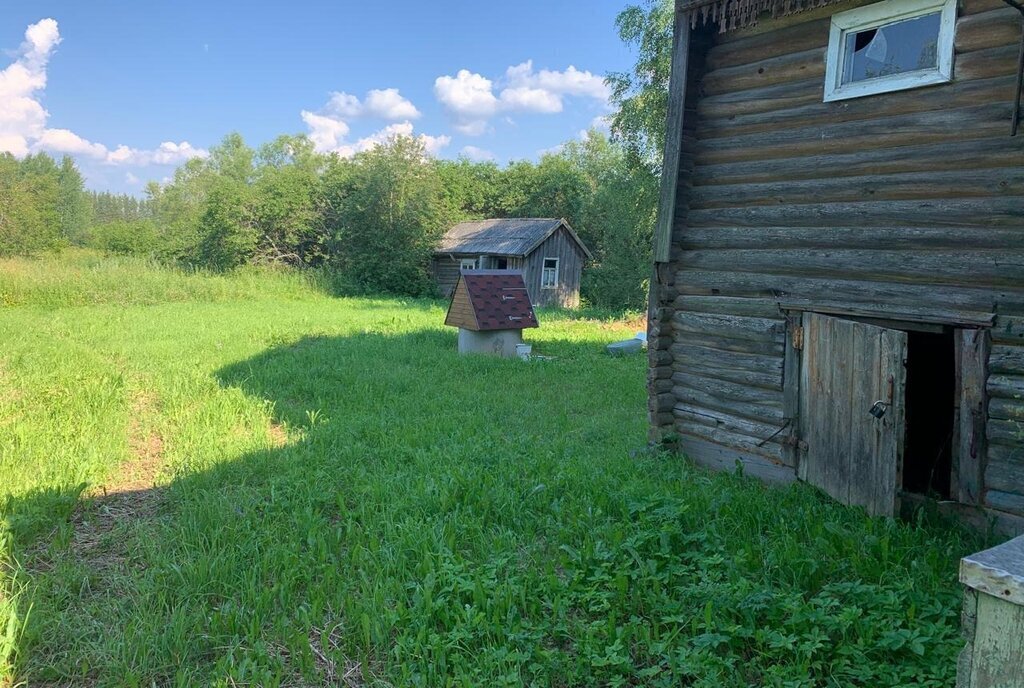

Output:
xmin=648 ymin=0 xmax=1024 ymax=530
xmin=445 ymin=270 xmax=539 ymax=357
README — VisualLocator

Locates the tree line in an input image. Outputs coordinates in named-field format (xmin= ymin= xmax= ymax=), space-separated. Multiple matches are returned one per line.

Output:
xmin=1 ymin=130 xmax=657 ymax=309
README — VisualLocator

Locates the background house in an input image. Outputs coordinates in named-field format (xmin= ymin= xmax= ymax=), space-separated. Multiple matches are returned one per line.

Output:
xmin=433 ymin=218 xmax=593 ymax=308
xmin=647 ymin=0 xmax=1024 ymax=531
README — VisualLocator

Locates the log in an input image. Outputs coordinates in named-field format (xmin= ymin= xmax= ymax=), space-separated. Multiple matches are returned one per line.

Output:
xmin=985 ymin=459 xmax=1024 ymax=493
xmin=985 ymin=490 xmax=1024 ymax=516
xmin=991 ymin=397 xmax=1024 ymax=422
xmin=673 ymin=372 xmax=784 ymax=405
xmin=671 ymin=342 xmax=784 ymax=377
xmin=674 ymin=295 xmax=782 ymax=317
xmin=690 ymin=168 xmax=1024 ymax=210
xmin=955 ymin=43 xmax=1022 ymax=81
xmin=673 ymin=380 xmax=785 ymax=423
xmin=679 ymin=248 xmax=1024 ymax=288
xmin=697 ymin=78 xmax=823 ymax=120
xmin=991 ymin=345 xmax=1024 ymax=374
xmin=956 ymin=7 xmax=1024 ymax=54
xmin=701 ymin=47 xmax=825 ymax=96
xmin=674 ymin=402 xmax=786 ymax=445
xmin=698 ymin=75 xmax=1017 ymax=140
xmin=686 ymin=197 xmax=1024 ymax=229
xmin=672 ymin=356 xmax=783 ymax=391
xmin=679 ymin=225 xmax=1024 ymax=251
xmin=693 ymin=134 xmax=1024 ymax=186
xmin=695 ymin=103 xmax=1013 ymax=165
xmin=988 ymin=375 xmax=1024 ymax=399
xmin=994 ymin=316 xmax=1024 ymax=343
xmin=678 ymin=435 xmax=796 ymax=482
xmin=673 ymin=269 xmax=1016 ymax=318
xmin=989 ymin=418 xmax=1024 ymax=445
xmin=990 ymin=442 xmax=1024 ymax=467
xmin=705 ymin=18 xmax=831 ymax=71
xmin=676 ymin=419 xmax=786 ymax=461
xmin=673 ymin=311 xmax=787 ymax=343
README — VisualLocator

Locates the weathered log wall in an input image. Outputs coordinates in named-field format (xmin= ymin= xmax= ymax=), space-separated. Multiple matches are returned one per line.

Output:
xmin=665 ymin=0 xmax=1024 ymax=510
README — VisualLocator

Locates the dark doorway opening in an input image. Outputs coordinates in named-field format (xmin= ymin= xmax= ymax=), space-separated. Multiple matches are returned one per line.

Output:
xmin=492 ymin=256 xmax=508 ymax=269
xmin=902 ymin=329 xmax=956 ymax=499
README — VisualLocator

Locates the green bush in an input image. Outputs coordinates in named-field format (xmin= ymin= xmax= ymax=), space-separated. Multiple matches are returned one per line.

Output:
xmin=86 ymin=220 xmax=160 ymax=256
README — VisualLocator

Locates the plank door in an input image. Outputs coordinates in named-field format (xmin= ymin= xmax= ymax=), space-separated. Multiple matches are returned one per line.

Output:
xmin=798 ymin=313 xmax=908 ymax=517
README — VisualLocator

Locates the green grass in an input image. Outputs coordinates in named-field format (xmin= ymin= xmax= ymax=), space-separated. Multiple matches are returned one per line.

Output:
xmin=0 ymin=252 xmax=986 ymax=686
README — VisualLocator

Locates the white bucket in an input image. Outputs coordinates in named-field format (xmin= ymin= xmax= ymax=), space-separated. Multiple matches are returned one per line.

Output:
xmin=515 ymin=343 xmax=532 ymax=361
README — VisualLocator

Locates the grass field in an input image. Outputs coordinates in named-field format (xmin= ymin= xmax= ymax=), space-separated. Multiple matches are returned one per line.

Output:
xmin=0 ymin=251 xmax=988 ymax=686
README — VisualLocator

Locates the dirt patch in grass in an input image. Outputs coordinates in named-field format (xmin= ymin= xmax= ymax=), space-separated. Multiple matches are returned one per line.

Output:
xmin=268 ymin=421 xmax=288 ymax=448
xmin=104 ymin=390 xmax=165 ymax=496
xmin=55 ymin=390 xmax=167 ymax=576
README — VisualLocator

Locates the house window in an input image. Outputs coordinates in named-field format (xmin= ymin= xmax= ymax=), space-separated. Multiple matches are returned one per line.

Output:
xmin=824 ymin=0 xmax=956 ymax=102
xmin=541 ymin=258 xmax=559 ymax=289
xmin=460 ymin=258 xmax=476 ymax=271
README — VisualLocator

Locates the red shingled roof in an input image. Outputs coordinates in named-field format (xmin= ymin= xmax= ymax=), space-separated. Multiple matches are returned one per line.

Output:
xmin=444 ymin=270 xmax=539 ymax=332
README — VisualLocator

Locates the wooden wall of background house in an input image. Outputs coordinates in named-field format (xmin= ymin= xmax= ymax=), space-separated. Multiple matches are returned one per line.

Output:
xmin=649 ymin=0 xmax=1024 ymax=521
xmin=522 ymin=227 xmax=585 ymax=308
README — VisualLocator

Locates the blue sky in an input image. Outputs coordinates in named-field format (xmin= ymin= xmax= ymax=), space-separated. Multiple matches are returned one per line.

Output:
xmin=1 ymin=1 xmax=634 ymax=193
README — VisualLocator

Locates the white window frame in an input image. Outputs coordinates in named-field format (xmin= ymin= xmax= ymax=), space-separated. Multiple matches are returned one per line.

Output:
xmin=460 ymin=258 xmax=476 ymax=271
xmin=823 ymin=0 xmax=956 ymax=102
xmin=541 ymin=257 xmax=559 ymax=289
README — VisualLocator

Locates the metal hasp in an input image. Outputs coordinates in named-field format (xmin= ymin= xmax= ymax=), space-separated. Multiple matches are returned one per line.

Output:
xmin=1004 ymin=0 xmax=1024 ymax=136
xmin=957 ymin=535 xmax=1024 ymax=687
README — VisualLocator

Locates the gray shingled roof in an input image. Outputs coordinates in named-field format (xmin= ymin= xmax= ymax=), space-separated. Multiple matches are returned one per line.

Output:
xmin=437 ymin=218 xmax=593 ymax=259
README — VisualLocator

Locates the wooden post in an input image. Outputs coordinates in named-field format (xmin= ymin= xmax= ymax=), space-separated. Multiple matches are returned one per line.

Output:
xmin=958 ymin=536 xmax=1024 ymax=687
xmin=647 ymin=1 xmax=693 ymax=440
xmin=956 ymin=328 xmax=990 ymax=506
xmin=652 ymin=1 xmax=692 ymax=264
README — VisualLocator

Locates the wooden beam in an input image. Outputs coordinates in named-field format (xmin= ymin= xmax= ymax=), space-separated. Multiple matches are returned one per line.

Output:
xmin=956 ymin=328 xmax=990 ymax=506
xmin=653 ymin=2 xmax=691 ymax=263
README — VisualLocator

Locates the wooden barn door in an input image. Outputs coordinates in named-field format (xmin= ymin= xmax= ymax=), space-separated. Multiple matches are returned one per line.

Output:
xmin=799 ymin=313 xmax=908 ymax=517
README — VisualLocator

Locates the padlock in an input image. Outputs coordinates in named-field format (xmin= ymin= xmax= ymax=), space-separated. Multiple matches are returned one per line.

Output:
xmin=869 ymin=400 xmax=888 ymax=419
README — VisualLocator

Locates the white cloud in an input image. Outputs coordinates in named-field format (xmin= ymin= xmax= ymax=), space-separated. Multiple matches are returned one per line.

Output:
xmin=302 ymin=88 xmax=446 ymax=158
xmin=460 ymin=145 xmax=495 ymax=162
xmin=434 ymin=70 xmax=500 ymax=118
xmin=324 ymin=88 xmax=420 ymax=121
xmin=301 ymin=110 xmax=350 ymax=151
xmin=498 ymin=86 xmax=562 ymax=114
xmin=125 ymin=171 xmax=140 ymax=185
xmin=0 ymin=18 xmax=60 ymax=157
xmin=434 ymin=60 xmax=610 ymax=136
xmin=105 ymin=140 xmax=208 ymax=166
xmin=363 ymin=88 xmax=421 ymax=119
xmin=33 ymin=128 xmax=107 ymax=158
xmin=331 ymin=121 xmax=450 ymax=158
xmin=0 ymin=18 xmax=206 ymax=175
xmin=508 ymin=61 xmax=610 ymax=101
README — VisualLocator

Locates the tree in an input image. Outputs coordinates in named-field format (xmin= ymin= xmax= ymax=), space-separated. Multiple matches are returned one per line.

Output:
xmin=607 ymin=0 xmax=675 ymax=168
xmin=568 ymin=133 xmax=658 ymax=310
xmin=435 ymin=158 xmax=503 ymax=220
xmin=0 ymin=152 xmax=64 ymax=256
xmin=335 ymin=136 xmax=449 ymax=295
xmin=208 ymin=132 xmax=255 ymax=185
xmin=55 ymin=156 xmax=92 ymax=243
xmin=252 ymin=135 xmax=327 ymax=265
xmin=196 ymin=181 xmax=256 ymax=270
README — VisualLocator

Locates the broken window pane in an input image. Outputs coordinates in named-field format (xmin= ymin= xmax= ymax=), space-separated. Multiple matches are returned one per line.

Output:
xmin=842 ymin=12 xmax=941 ymax=84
